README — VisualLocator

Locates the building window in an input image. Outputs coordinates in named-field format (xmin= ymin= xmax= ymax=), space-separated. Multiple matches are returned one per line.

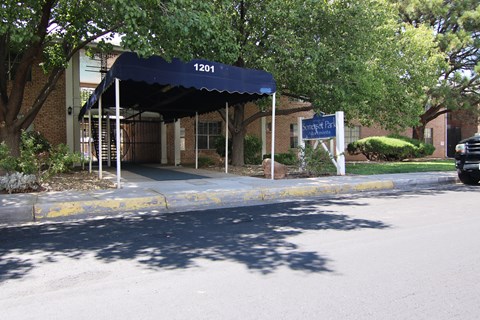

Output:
xmin=198 ymin=121 xmax=222 ymax=149
xmin=180 ymin=128 xmax=186 ymax=151
xmin=424 ymin=128 xmax=433 ymax=145
xmin=344 ymin=126 xmax=360 ymax=147
xmin=290 ymin=123 xmax=299 ymax=148
xmin=81 ymin=87 xmax=95 ymax=105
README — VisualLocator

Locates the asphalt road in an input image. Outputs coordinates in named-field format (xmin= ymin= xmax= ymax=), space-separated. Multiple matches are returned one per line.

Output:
xmin=1 ymin=184 xmax=479 ymax=319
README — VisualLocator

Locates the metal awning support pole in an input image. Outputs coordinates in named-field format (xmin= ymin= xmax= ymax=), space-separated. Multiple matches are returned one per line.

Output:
xmin=174 ymin=119 xmax=181 ymax=166
xmin=225 ymin=102 xmax=229 ymax=173
xmin=98 ymin=95 xmax=103 ymax=179
xmin=81 ymin=118 xmax=85 ymax=170
xmin=115 ymin=78 xmax=122 ymax=189
xmin=107 ymin=113 xmax=111 ymax=167
xmin=261 ymin=117 xmax=267 ymax=157
xmin=88 ymin=109 xmax=92 ymax=173
xmin=195 ymin=112 xmax=199 ymax=169
xmin=161 ymin=121 xmax=167 ymax=164
xmin=270 ymin=93 xmax=276 ymax=180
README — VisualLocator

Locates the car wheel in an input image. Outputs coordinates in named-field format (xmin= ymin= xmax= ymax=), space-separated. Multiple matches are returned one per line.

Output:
xmin=458 ymin=171 xmax=480 ymax=185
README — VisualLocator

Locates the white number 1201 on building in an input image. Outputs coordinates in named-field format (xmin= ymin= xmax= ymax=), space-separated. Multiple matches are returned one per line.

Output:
xmin=194 ymin=63 xmax=215 ymax=73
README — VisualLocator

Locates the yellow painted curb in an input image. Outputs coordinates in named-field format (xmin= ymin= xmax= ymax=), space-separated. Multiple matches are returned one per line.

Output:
xmin=354 ymin=181 xmax=395 ymax=191
xmin=262 ymin=184 xmax=356 ymax=199
xmin=34 ymin=196 xmax=167 ymax=220
xmin=166 ymin=190 xmax=263 ymax=208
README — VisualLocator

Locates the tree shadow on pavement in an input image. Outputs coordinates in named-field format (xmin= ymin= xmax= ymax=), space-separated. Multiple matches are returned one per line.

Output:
xmin=0 ymin=199 xmax=390 ymax=283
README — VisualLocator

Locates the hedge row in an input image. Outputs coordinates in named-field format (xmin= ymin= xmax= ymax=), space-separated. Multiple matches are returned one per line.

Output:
xmin=347 ymin=135 xmax=435 ymax=161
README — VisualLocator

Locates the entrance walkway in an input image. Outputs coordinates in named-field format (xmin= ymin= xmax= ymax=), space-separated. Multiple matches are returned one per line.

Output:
xmin=102 ymin=163 xmax=236 ymax=183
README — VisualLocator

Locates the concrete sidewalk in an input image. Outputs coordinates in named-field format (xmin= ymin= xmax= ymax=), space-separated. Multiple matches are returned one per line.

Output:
xmin=0 ymin=169 xmax=459 ymax=225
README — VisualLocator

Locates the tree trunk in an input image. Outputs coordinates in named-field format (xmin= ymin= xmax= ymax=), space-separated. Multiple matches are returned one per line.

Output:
xmin=0 ymin=126 xmax=22 ymax=157
xmin=412 ymin=124 xmax=425 ymax=141
xmin=231 ymin=130 xmax=246 ymax=166
xmin=231 ymin=104 xmax=246 ymax=166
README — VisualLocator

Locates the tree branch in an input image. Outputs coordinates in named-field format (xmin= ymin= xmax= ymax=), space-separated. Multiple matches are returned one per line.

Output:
xmin=281 ymin=91 xmax=312 ymax=103
xmin=7 ymin=0 xmax=55 ymax=123
xmin=12 ymin=17 xmax=122 ymax=128
xmin=420 ymin=103 xmax=451 ymax=124
xmin=19 ymin=67 xmax=64 ymax=129
xmin=67 ymin=24 xmax=123 ymax=62
xmin=217 ymin=108 xmax=236 ymax=133
xmin=243 ymin=105 xmax=314 ymax=128
xmin=459 ymin=75 xmax=480 ymax=93
xmin=424 ymin=108 xmax=450 ymax=123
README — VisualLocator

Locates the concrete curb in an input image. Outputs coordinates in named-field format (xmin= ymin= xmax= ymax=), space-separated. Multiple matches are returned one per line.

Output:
xmin=33 ymin=189 xmax=168 ymax=221
xmin=34 ymin=195 xmax=168 ymax=221
xmin=392 ymin=175 xmax=459 ymax=189
xmin=165 ymin=189 xmax=265 ymax=211
xmin=0 ymin=193 xmax=36 ymax=224
xmin=0 ymin=172 xmax=460 ymax=225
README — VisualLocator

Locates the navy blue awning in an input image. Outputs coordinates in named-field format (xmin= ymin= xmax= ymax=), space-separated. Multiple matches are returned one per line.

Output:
xmin=79 ymin=52 xmax=276 ymax=121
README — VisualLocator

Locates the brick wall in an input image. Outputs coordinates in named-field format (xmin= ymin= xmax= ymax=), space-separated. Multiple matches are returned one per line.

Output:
xmin=33 ymin=71 xmax=67 ymax=146
xmin=168 ymin=98 xmax=316 ymax=165
xmin=450 ymin=109 xmax=479 ymax=139
xmin=261 ymin=101 xmax=314 ymax=155
xmin=179 ymin=112 xmax=225 ymax=164
xmin=427 ymin=114 xmax=447 ymax=158
xmin=8 ymin=59 xmax=67 ymax=146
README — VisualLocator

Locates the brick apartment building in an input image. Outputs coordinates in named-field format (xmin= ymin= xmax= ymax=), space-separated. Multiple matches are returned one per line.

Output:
xmin=13 ymin=49 xmax=479 ymax=166
xmin=171 ymin=99 xmax=477 ymax=164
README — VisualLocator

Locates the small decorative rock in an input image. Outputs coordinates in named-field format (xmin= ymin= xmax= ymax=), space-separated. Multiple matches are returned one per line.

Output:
xmin=262 ymin=158 xmax=287 ymax=179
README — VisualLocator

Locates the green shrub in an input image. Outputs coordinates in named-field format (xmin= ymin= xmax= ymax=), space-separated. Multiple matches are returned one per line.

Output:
xmin=0 ymin=142 xmax=17 ymax=173
xmin=387 ymin=134 xmax=435 ymax=157
xmin=298 ymin=144 xmax=336 ymax=175
xmin=197 ymin=156 xmax=215 ymax=168
xmin=18 ymin=131 xmax=51 ymax=176
xmin=214 ymin=136 xmax=232 ymax=158
xmin=263 ymin=150 xmax=298 ymax=165
xmin=21 ymin=130 xmax=51 ymax=154
xmin=347 ymin=136 xmax=417 ymax=161
xmin=1 ymin=132 xmax=83 ymax=191
xmin=1 ymin=131 xmax=54 ymax=174
xmin=244 ymin=135 xmax=262 ymax=165
xmin=46 ymin=144 xmax=82 ymax=177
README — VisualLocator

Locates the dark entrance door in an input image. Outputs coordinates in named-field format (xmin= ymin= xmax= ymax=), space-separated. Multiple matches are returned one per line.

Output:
xmin=122 ymin=120 xmax=163 ymax=163
xmin=447 ymin=126 xmax=462 ymax=157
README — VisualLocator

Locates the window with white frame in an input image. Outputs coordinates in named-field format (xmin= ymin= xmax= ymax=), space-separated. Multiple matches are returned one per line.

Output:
xmin=180 ymin=128 xmax=185 ymax=151
xmin=198 ymin=121 xmax=222 ymax=149
xmin=290 ymin=123 xmax=299 ymax=148
xmin=424 ymin=128 xmax=433 ymax=145
xmin=344 ymin=126 xmax=360 ymax=147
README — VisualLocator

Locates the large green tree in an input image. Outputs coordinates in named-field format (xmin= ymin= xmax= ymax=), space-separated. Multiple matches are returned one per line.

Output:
xmin=393 ymin=0 xmax=480 ymax=139
xmin=0 ymin=0 xmax=237 ymax=156
xmin=1 ymin=0 xmax=444 ymax=165
xmin=217 ymin=0 xmax=443 ymax=165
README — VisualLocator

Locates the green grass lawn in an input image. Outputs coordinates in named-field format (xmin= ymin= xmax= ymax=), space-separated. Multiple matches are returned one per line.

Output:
xmin=346 ymin=159 xmax=456 ymax=175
